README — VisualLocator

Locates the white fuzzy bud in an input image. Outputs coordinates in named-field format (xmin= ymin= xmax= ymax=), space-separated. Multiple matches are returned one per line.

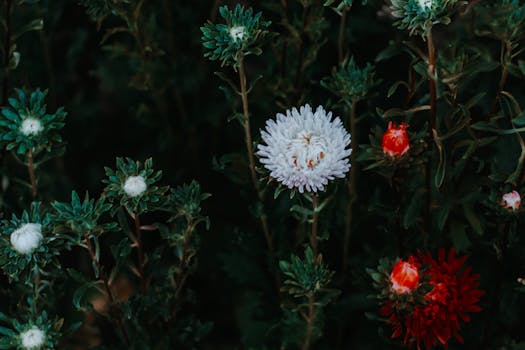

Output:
xmin=123 ymin=176 xmax=147 ymax=197
xmin=20 ymin=326 xmax=46 ymax=349
xmin=229 ymin=26 xmax=246 ymax=42
xmin=502 ymin=190 xmax=521 ymax=211
xmin=418 ymin=0 xmax=433 ymax=9
xmin=10 ymin=223 xmax=43 ymax=255
xmin=20 ymin=118 xmax=43 ymax=136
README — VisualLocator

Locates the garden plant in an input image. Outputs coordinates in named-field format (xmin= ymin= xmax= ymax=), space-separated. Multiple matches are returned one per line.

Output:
xmin=0 ymin=0 xmax=524 ymax=349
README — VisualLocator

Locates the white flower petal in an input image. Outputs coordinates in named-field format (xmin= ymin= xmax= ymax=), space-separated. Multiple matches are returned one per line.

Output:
xmin=257 ymin=104 xmax=351 ymax=193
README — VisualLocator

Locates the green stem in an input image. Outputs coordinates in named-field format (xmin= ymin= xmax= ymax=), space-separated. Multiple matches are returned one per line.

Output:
xmin=311 ymin=194 xmax=319 ymax=259
xmin=343 ymin=97 xmax=357 ymax=274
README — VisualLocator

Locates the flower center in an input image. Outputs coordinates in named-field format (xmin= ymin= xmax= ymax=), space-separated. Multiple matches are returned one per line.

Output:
xmin=289 ymin=131 xmax=327 ymax=170
xmin=20 ymin=117 xmax=43 ymax=136
xmin=230 ymin=26 xmax=246 ymax=42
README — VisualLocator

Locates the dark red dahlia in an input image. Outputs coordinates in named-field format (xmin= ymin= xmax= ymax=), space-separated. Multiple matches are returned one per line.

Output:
xmin=380 ymin=249 xmax=484 ymax=350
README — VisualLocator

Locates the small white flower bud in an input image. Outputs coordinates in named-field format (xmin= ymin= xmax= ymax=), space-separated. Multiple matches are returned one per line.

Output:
xmin=502 ymin=190 xmax=521 ymax=211
xmin=418 ymin=0 xmax=433 ymax=9
xmin=230 ymin=26 xmax=246 ymax=42
xmin=20 ymin=118 xmax=43 ymax=136
xmin=20 ymin=326 xmax=46 ymax=349
xmin=123 ymin=176 xmax=148 ymax=197
xmin=10 ymin=223 xmax=43 ymax=255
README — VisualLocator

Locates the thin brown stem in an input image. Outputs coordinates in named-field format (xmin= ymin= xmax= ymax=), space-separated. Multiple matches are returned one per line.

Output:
xmin=280 ymin=41 xmax=288 ymax=79
xmin=393 ymin=171 xmax=406 ymax=256
xmin=32 ymin=268 xmax=41 ymax=311
xmin=425 ymin=30 xmax=437 ymax=245
xmin=492 ymin=40 xmax=511 ymax=114
xmin=343 ymin=97 xmax=357 ymax=274
xmin=294 ymin=4 xmax=310 ymax=102
xmin=302 ymin=294 xmax=316 ymax=350
xmin=238 ymin=59 xmax=274 ymax=253
xmin=311 ymin=195 xmax=319 ymax=259
xmin=2 ymin=0 xmax=12 ymax=105
xmin=210 ymin=0 xmax=222 ymax=22
xmin=133 ymin=212 xmax=147 ymax=294
xmin=39 ymin=31 xmax=56 ymax=108
xmin=427 ymin=30 xmax=437 ymax=131
xmin=481 ymin=222 xmax=511 ymax=350
xmin=280 ymin=0 xmax=290 ymax=79
xmin=338 ymin=9 xmax=348 ymax=63
xmin=404 ymin=64 xmax=415 ymax=108
xmin=27 ymin=150 xmax=37 ymax=199
xmin=84 ymin=233 xmax=130 ymax=346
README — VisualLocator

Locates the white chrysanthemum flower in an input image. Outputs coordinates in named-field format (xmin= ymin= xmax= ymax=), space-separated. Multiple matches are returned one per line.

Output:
xmin=123 ymin=176 xmax=147 ymax=197
xmin=417 ymin=0 xmax=433 ymax=10
xmin=20 ymin=118 xmax=43 ymax=136
xmin=20 ymin=326 xmax=46 ymax=349
xmin=230 ymin=26 xmax=246 ymax=42
xmin=10 ymin=223 xmax=43 ymax=255
xmin=257 ymin=105 xmax=351 ymax=193
xmin=502 ymin=190 xmax=521 ymax=211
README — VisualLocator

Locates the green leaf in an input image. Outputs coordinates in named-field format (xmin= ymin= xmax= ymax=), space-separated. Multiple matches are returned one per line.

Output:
xmin=512 ymin=111 xmax=525 ymax=126
xmin=14 ymin=18 xmax=44 ymax=40
xmin=72 ymin=281 xmax=100 ymax=309
xmin=403 ymin=189 xmax=424 ymax=229
xmin=463 ymin=204 xmax=483 ymax=235
xmin=450 ymin=221 xmax=471 ymax=252
xmin=434 ymin=130 xmax=446 ymax=188
xmin=290 ymin=204 xmax=313 ymax=217
xmin=387 ymin=81 xmax=409 ymax=98
xmin=436 ymin=204 xmax=450 ymax=231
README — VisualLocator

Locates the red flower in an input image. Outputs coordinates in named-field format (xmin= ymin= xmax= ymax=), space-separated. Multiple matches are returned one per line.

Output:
xmin=382 ymin=122 xmax=410 ymax=157
xmin=380 ymin=249 xmax=484 ymax=350
xmin=390 ymin=259 xmax=420 ymax=294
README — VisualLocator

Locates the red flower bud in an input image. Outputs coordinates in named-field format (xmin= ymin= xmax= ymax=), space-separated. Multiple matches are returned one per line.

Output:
xmin=382 ymin=122 xmax=410 ymax=157
xmin=390 ymin=259 xmax=420 ymax=294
